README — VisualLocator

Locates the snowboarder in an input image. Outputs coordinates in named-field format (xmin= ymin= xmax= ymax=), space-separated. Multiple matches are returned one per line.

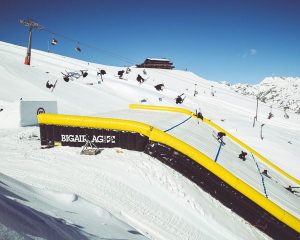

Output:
xmin=118 ymin=70 xmax=125 ymax=79
xmin=285 ymin=185 xmax=299 ymax=194
xmin=126 ymin=67 xmax=131 ymax=74
xmin=97 ymin=69 xmax=106 ymax=82
xmin=143 ymin=69 xmax=147 ymax=75
xmin=217 ymin=132 xmax=226 ymax=141
xmin=268 ymin=112 xmax=274 ymax=119
xmin=80 ymin=70 xmax=88 ymax=78
xmin=238 ymin=151 xmax=247 ymax=161
xmin=137 ymin=74 xmax=145 ymax=84
xmin=154 ymin=83 xmax=164 ymax=91
xmin=175 ymin=94 xmax=185 ymax=104
xmin=0 ymin=108 xmax=3 ymax=112
xmin=46 ymin=80 xmax=54 ymax=89
xmin=194 ymin=109 xmax=204 ymax=121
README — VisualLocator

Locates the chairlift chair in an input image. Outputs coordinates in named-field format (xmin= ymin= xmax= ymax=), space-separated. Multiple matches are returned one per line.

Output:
xmin=75 ymin=42 xmax=81 ymax=52
xmin=75 ymin=46 xmax=81 ymax=52
xmin=51 ymin=38 xmax=58 ymax=46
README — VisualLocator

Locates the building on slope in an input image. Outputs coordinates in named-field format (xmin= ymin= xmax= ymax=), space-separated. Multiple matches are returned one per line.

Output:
xmin=136 ymin=58 xmax=175 ymax=69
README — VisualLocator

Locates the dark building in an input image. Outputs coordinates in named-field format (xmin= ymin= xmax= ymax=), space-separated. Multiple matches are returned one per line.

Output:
xmin=136 ymin=58 xmax=175 ymax=69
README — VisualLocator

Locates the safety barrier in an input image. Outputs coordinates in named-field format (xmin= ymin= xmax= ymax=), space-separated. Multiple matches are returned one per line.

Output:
xmin=38 ymin=113 xmax=300 ymax=239
xmin=129 ymin=104 xmax=300 ymax=185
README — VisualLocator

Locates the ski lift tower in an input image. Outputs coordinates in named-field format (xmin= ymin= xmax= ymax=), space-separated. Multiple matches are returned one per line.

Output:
xmin=19 ymin=19 xmax=43 ymax=65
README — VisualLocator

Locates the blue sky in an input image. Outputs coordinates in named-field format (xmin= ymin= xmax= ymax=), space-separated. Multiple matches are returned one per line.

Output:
xmin=1 ymin=0 xmax=299 ymax=84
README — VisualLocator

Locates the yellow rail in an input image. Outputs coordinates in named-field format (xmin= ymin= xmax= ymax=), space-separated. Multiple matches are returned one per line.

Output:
xmin=38 ymin=113 xmax=300 ymax=233
xmin=129 ymin=104 xmax=300 ymax=185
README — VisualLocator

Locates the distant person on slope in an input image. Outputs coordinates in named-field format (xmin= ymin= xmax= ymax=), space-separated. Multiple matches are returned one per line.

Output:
xmin=285 ymin=185 xmax=299 ymax=194
xmin=118 ymin=70 xmax=125 ymax=79
xmin=175 ymin=94 xmax=185 ymax=104
xmin=46 ymin=81 xmax=54 ymax=89
xmin=217 ymin=132 xmax=226 ymax=141
xmin=261 ymin=169 xmax=271 ymax=178
xmin=137 ymin=74 xmax=145 ymax=84
xmin=195 ymin=109 xmax=204 ymax=121
xmin=238 ymin=151 xmax=247 ymax=161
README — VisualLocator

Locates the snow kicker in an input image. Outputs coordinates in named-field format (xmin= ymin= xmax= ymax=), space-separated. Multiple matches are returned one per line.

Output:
xmin=37 ymin=113 xmax=300 ymax=240
xmin=129 ymin=104 xmax=300 ymax=186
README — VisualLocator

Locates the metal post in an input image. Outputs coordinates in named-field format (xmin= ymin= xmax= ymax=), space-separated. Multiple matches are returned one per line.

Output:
xmin=253 ymin=96 xmax=259 ymax=127
xmin=255 ymin=96 xmax=259 ymax=121
xmin=19 ymin=19 xmax=43 ymax=65
xmin=260 ymin=124 xmax=265 ymax=140
xmin=24 ymin=27 xmax=32 ymax=65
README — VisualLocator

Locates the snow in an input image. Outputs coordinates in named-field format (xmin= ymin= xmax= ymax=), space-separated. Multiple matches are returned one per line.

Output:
xmin=0 ymin=41 xmax=299 ymax=239
xmin=228 ymin=76 xmax=300 ymax=113
xmin=146 ymin=58 xmax=170 ymax=62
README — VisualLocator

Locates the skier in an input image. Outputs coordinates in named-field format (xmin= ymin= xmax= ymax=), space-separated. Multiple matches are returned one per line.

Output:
xmin=154 ymin=83 xmax=164 ymax=91
xmin=118 ymin=70 xmax=125 ymax=79
xmin=0 ymin=108 xmax=3 ymax=112
xmin=261 ymin=169 xmax=271 ymax=178
xmin=217 ymin=132 xmax=226 ymax=141
xmin=238 ymin=151 xmax=247 ymax=161
xmin=137 ymin=74 xmax=145 ymax=84
xmin=285 ymin=185 xmax=299 ymax=194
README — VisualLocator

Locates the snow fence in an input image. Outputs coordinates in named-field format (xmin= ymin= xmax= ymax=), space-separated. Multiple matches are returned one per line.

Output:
xmin=38 ymin=113 xmax=300 ymax=240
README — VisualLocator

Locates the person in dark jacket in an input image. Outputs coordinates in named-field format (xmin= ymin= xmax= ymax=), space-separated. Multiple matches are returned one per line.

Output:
xmin=261 ymin=169 xmax=271 ymax=178
xmin=46 ymin=81 xmax=54 ymax=89
xmin=175 ymin=94 xmax=185 ymax=104
xmin=154 ymin=83 xmax=164 ymax=91
xmin=238 ymin=151 xmax=247 ymax=161
xmin=118 ymin=70 xmax=125 ymax=79
xmin=217 ymin=132 xmax=226 ymax=141
xmin=137 ymin=74 xmax=145 ymax=84
xmin=285 ymin=185 xmax=299 ymax=194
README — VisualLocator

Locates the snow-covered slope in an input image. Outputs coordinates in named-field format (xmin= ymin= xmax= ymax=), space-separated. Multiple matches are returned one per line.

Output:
xmin=0 ymin=173 xmax=147 ymax=240
xmin=228 ymin=77 xmax=300 ymax=114
xmin=0 ymin=41 xmax=299 ymax=239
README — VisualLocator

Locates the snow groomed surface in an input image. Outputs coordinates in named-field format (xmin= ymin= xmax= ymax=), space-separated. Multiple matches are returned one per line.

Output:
xmin=37 ymin=113 xmax=300 ymax=239
xmin=129 ymin=104 xmax=300 ymax=186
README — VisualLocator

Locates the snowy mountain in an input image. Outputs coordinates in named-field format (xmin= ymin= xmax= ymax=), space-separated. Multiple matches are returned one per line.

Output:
xmin=0 ymin=41 xmax=299 ymax=240
xmin=227 ymin=77 xmax=300 ymax=114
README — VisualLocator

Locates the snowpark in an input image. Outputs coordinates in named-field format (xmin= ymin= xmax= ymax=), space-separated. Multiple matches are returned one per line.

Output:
xmin=0 ymin=41 xmax=300 ymax=239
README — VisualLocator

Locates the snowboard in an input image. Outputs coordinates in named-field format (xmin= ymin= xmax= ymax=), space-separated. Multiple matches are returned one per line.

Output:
xmin=51 ymin=80 xmax=58 ymax=92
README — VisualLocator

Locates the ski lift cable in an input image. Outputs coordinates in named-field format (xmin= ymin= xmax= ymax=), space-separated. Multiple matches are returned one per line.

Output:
xmin=42 ymin=28 xmax=137 ymax=65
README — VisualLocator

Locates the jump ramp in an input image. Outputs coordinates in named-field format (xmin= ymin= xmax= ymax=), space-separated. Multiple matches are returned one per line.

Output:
xmin=38 ymin=111 xmax=300 ymax=240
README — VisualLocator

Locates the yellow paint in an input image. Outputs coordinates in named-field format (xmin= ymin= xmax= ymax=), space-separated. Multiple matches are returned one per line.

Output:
xmin=38 ymin=113 xmax=300 ymax=233
xmin=129 ymin=104 xmax=300 ymax=185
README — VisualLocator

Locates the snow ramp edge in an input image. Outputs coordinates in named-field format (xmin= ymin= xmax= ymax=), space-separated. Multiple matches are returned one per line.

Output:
xmin=129 ymin=104 xmax=300 ymax=186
